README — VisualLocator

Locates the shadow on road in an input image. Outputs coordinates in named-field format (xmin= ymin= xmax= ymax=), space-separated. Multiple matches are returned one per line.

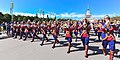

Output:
xmin=55 ymin=41 xmax=68 ymax=48
xmin=88 ymin=46 xmax=120 ymax=59
xmin=70 ymin=44 xmax=120 ymax=59
xmin=115 ymin=41 xmax=120 ymax=44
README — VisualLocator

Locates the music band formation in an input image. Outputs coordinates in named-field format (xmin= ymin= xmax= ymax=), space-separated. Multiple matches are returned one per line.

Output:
xmin=1 ymin=15 xmax=120 ymax=60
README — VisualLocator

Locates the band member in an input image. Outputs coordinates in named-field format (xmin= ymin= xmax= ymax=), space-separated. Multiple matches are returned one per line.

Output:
xmin=78 ymin=23 xmax=83 ymax=35
xmin=65 ymin=28 xmax=72 ymax=53
xmin=47 ymin=23 xmax=51 ymax=36
xmin=86 ymin=21 xmax=91 ymax=36
xmin=74 ymin=28 xmax=78 ymax=42
xmin=104 ymin=15 xmax=110 ymax=25
xmin=19 ymin=21 xmax=25 ymax=40
xmin=12 ymin=21 xmax=17 ymax=38
xmin=105 ymin=22 xmax=114 ymax=34
xmin=56 ymin=23 xmax=60 ymax=36
xmin=104 ymin=30 xmax=115 ymax=60
xmin=6 ymin=22 xmax=11 ymax=37
xmin=81 ymin=28 xmax=89 ymax=58
xmin=73 ymin=22 xmax=78 ymax=42
xmin=97 ymin=22 xmax=103 ymax=41
xmin=93 ymin=22 xmax=98 ymax=36
xmin=31 ymin=22 xmax=39 ymax=42
xmin=52 ymin=28 xmax=60 ymax=48
xmin=11 ymin=22 xmax=14 ymax=37
xmin=40 ymin=28 xmax=49 ymax=46
xmin=101 ymin=29 xmax=107 ymax=56
xmin=63 ymin=22 xmax=67 ymax=34
xmin=24 ymin=21 xmax=32 ymax=41
xmin=37 ymin=21 xmax=42 ymax=34
xmin=14 ymin=22 xmax=20 ymax=39
xmin=69 ymin=24 xmax=74 ymax=38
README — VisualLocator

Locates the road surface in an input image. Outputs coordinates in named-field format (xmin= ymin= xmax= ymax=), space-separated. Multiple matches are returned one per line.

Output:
xmin=0 ymin=32 xmax=120 ymax=60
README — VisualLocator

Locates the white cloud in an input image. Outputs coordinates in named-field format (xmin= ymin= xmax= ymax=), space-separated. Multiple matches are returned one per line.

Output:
xmin=0 ymin=10 xmax=36 ymax=16
xmin=57 ymin=13 xmax=118 ymax=20
xmin=14 ymin=12 xmax=36 ymax=16
xmin=38 ymin=14 xmax=55 ymax=18
xmin=92 ymin=14 xmax=115 ymax=18
xmin=59 ymin=12 xmax=84 ymax=18
xmin=0 ymin=10 xmax=9 ymax=14
xmin=0 ymin=10 xmax=118 ymax=20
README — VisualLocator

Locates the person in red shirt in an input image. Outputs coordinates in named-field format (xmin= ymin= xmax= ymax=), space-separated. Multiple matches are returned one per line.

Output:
xmin=52 ymin=28 xmax=60 ymax=48
xmin=104 ymin=30 xmax=115 ymax=60
xmin=31 ymin=23 xmax=39 ymax=42
xmin=65 ymin=28 xmax=72 ymax=53
xmin=40 ymin=28 xmax=49 ymax=46
xmin=24 ymin=21 xmax=32 ymax=41
xmin=19 ymin=21 xmax=25 ymax=40
xmin=74 ymin=28 xmax=78 ymax=42
xmin=101 ymin=30 xmax=108 ymax=56
xmin=97 ymin=23 xmax=103 ymax=41
xmin=12 ymin=21 xmax=17 ymax=38
xmin=81 ymin=28 xmax=89 ymax=58
xmin=78 ymin=23 xmax=83 ymax=35
xmin=47 ymin=23 xmax=51 ymax=36
xmin=14 ymin=22 xmax=20 ymax=39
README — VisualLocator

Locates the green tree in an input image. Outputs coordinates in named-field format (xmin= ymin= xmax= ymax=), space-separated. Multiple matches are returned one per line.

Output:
xmin=30 ymin=16 xmax=34 ymax=22
xmin=4 ymin=13 xmax=11 ymax=22
xmin=17 ymin=15 xmax=22 ymax=21
xmin=23 ymin=16 xmax=30 ymax=21
xmin=0 ymin=12 xmax=4 ymax=23
xmin=13 ymin=15 xmax=18 ymax=21
xmin=111 ymin=16 xmax=120 ymax=21
xmin=18 ymin=17 xmax=22 ymax=21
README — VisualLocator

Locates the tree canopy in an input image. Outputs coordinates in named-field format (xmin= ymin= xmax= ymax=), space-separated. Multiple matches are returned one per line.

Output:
xmin=0 ymin=11 xmax=120 ymax=23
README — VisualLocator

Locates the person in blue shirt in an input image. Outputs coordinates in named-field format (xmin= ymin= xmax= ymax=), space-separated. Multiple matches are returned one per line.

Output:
xmin=101 ymin=29 xmax=108 ymax=56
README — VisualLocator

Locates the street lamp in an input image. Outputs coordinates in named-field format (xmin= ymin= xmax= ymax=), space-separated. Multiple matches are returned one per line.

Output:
xmin=10 ymin=1 xmax=14 ymax=21
xmin=42 ymin=11 xmax=44 ymax=18
xmin=38 ymin=9 xmax=42 ymax=18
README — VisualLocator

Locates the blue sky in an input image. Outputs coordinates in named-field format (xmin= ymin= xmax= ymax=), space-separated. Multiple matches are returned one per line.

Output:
xmin=0 ymin=0 xmax=120 ymax=19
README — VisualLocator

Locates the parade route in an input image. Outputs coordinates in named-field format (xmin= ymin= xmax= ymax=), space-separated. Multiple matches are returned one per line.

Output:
xmin=0 ymin=33 xmax=120 ymax=60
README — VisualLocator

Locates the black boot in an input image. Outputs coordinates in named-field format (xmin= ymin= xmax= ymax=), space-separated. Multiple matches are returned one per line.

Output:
xmin=67 ymin=48 xmax=70 ymax=54
xmin=67 ymin=50 xmax=70 ymax=54
xmin=52 ymin=41 xmax=56 ymax=49
xmin=40 ymin=40 xmax=44 ymax=46
xmin=85 ymin=55 xmax=88 ymax=58
xmin=23 ymin=39 xmax=26 ymax=41
xmin=31 ymin=39 xmax=34 ymax=42
xmin=52 ymin=45 xmax=55 ymax=49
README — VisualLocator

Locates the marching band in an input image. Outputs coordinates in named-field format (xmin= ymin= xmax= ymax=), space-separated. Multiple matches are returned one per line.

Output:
xmin=1 ymin=15 xmax=120 ymax=60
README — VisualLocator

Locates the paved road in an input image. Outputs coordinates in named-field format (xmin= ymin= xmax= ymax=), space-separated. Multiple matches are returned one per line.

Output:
xmin=0 ymin=32 xmax=120 ymax=60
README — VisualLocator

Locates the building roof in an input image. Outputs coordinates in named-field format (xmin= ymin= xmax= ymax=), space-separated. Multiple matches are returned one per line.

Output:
xmin=86 ymin=9 xmax=91 ymax=16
